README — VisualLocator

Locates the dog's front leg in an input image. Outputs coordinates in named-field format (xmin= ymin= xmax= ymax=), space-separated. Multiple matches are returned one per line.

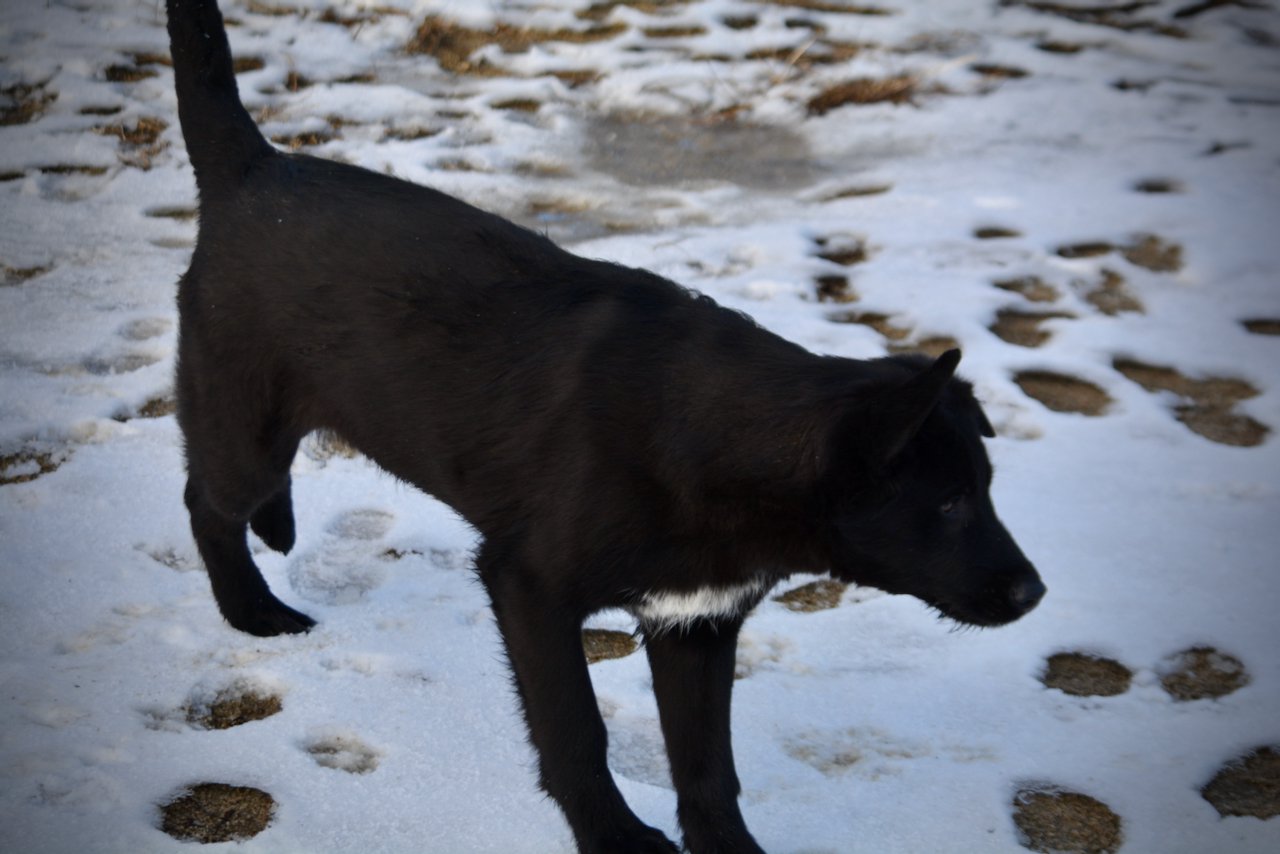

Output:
xmin=479 ymin=553 xmax=678 ymax=854
xmin=645 ymin=618 xmax=766 ymax=854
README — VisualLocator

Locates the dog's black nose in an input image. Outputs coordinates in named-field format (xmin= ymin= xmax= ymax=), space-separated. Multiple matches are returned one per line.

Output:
xmin=1008 ymin=575 xmax=1046 ymax=614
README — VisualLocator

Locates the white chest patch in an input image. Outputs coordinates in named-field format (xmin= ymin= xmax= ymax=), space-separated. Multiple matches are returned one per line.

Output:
xmin=631 ymin=577 xmax=770 ymax=633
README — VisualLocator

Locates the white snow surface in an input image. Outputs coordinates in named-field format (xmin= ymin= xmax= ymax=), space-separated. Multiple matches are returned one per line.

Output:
xmin=2 ymin=1 xmax=1279 ymax=852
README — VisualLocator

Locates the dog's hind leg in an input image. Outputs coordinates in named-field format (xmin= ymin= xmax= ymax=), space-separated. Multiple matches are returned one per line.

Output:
xmin=477 ymin=541 xmax=679 ymax=854
xmin=179 ymin=366 xmax=313 ymax=636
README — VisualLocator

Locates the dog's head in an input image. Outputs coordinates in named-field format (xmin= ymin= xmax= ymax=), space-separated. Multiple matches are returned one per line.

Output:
xmin=824 ymin=349 xmax=1044 ymax=627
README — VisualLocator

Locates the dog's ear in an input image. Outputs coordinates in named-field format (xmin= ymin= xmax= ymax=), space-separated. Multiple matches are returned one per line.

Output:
xmin=860 ymin=349 xmax=961 ymax=464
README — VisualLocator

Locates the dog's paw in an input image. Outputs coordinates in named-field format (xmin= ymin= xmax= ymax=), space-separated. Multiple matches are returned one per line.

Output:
xmin=225 ymin=598 xmax=316 ymax=637
xmin=584 ymin=826 xmax=680 ymax=854
xmin=250 ymin=494 xmax=296 ymax=554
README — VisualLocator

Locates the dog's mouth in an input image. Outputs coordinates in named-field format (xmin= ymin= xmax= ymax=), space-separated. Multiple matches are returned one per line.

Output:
xmin=926 ymin=572 xmax=1046 ymax=629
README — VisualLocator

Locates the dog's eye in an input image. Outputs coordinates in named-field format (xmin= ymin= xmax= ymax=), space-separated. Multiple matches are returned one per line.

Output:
xmin=940 ymin=495 xmax=965 ymax=515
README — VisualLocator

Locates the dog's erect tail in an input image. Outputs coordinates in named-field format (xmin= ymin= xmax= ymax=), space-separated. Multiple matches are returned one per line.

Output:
xmin=166 ymin=0 xmax=274 ymax=193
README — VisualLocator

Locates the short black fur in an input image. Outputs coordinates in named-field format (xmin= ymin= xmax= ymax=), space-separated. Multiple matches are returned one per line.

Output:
xmin=166 ymin=3 xmax=1045 ymax=851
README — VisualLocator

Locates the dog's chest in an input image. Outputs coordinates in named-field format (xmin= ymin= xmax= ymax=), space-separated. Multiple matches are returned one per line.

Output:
xmin=630 ymin=577 xmax=769 ymax=632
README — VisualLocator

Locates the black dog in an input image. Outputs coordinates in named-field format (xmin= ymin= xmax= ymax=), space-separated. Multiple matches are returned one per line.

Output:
xmin=166 ymin=2 xmax=1044 ymax=852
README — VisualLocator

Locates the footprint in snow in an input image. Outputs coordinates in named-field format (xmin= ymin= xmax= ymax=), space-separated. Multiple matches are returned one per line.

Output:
xmin=288 ymin=508 xmax=396 ymax=604
xmin=303 ymin=729 xmax=382 ymax=774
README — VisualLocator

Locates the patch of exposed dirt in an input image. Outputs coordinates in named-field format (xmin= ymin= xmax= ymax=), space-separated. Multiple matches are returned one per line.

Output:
xmin=583 ymin=628 xmax=638 ymax=663
xmin=1041 ymin=652 xmax=1131 ymax=697
xmin=159 ymin=783 xmax=275 ymax=843
xmin=1201 ymin=746 xmax=1280 ymax=819
xmin=1080 ymin=268 xmax=1143 ymax=315
xmin=1 ymin=82 xmax=57 ymax=126
xmin=1057 ymin=240 xmax=1114 ymax=259
xmin=815 ymin=274 xmax=857 ymax=303
xmin=761 ymin=0 xmax=891 ymax=13
xmin=269 ymin=129 xmax=337 ymax=150
xmin=145 ymin=206 xmax=198 ymax=221
xmin=407 ymin=15 xmax=627 ymax=76
xmin=819 ymin=183 xmax=892 ymax=201
xmin=1006 ymin=0 xmax=1187 ymax=38
xmin=104 ymin=62 xmax=157 ymax=83
xmin=1242 ymin=318 xmax=1280 ymax=336
xmin=888 ymin=335 xmax=961 ymax=359
xmin=813 ymin=234 xmax=870 ymax=266
xmin=1012 ymin=785 xmax=1123 ymax=854
xmin=995 ymin=275 xmax=1060 ymax=304
xmin=1122 ymin=234 xmax=1182 ymax=272
xmin=1134 ymin=177 xmax=1183 ymax=193
xmin=577 ymin=1 xmax=691 ymax=21
xmin=492 ymin=98 xmax=542 ymax=112
xmin=1015 ymin=372 xmax=1111 ymax=416
xmin=971 ymin=63 xmax=1029 ymax=79
xmin=774 ymin=579 xmax=846 ymax=612
xmin=1 ymin=448 xmax=67 ymax=485
xmin=830 ymin=310 xmax=911 ymax=340
xmin=643 ymin=24 xmax=708 ymax=38
xmin=1113 ymin=358 xmax=1268 ymax=446
xmin=975 ymin=226 xmax=1022 ymax=239
xmin=991 ymin=309 xmax=1074 ymax=347
xmin=1038 ymin=39 xmax=1086 ymax=53
xmin=807 ymin=74 xmax=918 ymax=115
xmin=2 ymin=263 xmax=52 ymax=286
xmin=187 ymin=686 xmax=283 ymax=730
xmin=94 ymin=116 xmax=169 ymax=170
xmin=1158 ymin=646 xmax=1249 ymax=701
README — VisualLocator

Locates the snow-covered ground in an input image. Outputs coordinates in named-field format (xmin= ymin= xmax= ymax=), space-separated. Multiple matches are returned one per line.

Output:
xmin=2 ymin=1 xmax=1279 ymax=852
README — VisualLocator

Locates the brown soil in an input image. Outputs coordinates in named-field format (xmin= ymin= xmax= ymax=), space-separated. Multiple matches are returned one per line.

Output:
xmin=2 ymin=263 xmax=52 ymax=286
xmin=145 ymin=206 xmax=198 ymax=221
xmin=995 ymin=276 xmax=1060 ymax=304
xmin=104 ymin=63 xmax=157 ymax=83
xmin=583 ymin=628 xmax=638 ymax=663
xmin=1 ymin=82 xmax=57 ymax=126
xmin=270 ymin=130 xmax=337 ymax=150
xmin=808 ymin=75 xmax=917 ymax=115
xmin=761 ymin=0 xmax=891 ymax=13
xmin=407 ymin=15 xmax=626 ymax=76
xmin=1123 ymin=234 xmax=1182 ymax=272
xmin=1014 ymin=372 xmax=1111 ymax=416
xmin=1057 ymin=241 xmax=1114 ymax=259
xmin=1037 ymin=40 xmax=1085 ymax=53
xmin=1242 ymin=318 xmax=1280 ymax=336
xmin=95 ymin=116 xmax=169 ymax=170
xmin=159 ymin=783 xmax=275 ymax=843
xmin=1133 ymin=177 xmax=1183 ymax=193
xmin=975 ymin=226 xmax=1022 ymax=239
xmin=1012 ymin=786 xmax=1123 ymax=854
xmin=0 ymin=449 xmax=66 ymax=485
xmin=820 ymin=183 xmax=892 ymax=201
xmin=722 ymin=14 xmax=759 ymax=29
xmin=774 ymin=579 xmax=846 ymax=612
xmin=889 ymin=336 xmax=961 ymax=359
xmin=991 ymin=310 xmax=1074 ymax=348
xmin=1041 ymin=652 xmax=1131 ymax=697
xmin=492 ymin=98 xmax=542 ymax=112
xmin=1158 ymin=646 xmax=1249 ymax=701
xmin=830 ymin=310 xmax=911 ymax=340
xmin=1113 ymin=358 xmax=1268 ymax=447
xmin=814 ymin=274 xmax=857 ymax=303
xmin=577 ymin=1 xmax=690 ymax=21
xmin=1081 ymin=269 xmax=1143 ymax=315
xmin=1201 ymin=746 xmax=1280 ymax=819
xmin=971 ymin=63 xmax=1029 ymax=79
xmin=187 ymin=687 xmax=283 ymax=730
xmin=814 ymin=235 xmax=869 ymax=266
xmin=39 ymin=164 xmax=109 ymax=176
xmin=1009 ymin=0 xmax=1186 ymax=37
xmin=643 ymin=25 xmax=708 ymax=38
